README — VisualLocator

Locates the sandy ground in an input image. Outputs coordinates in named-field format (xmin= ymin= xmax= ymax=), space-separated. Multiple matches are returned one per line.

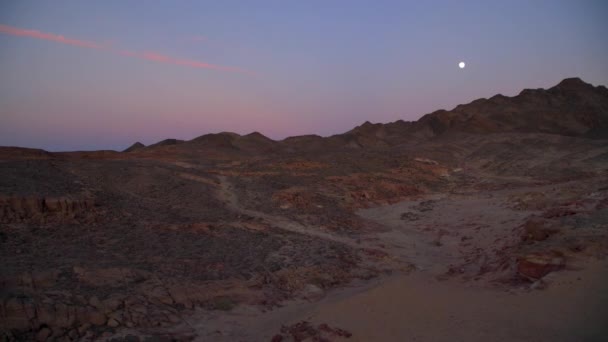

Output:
xmin=293 ymin=261 xmax=608 ymax=342
xmin=185 ymin=183 xmax=608 ymax=342
xmin=186 ymin=261 xmax=608 ymax=342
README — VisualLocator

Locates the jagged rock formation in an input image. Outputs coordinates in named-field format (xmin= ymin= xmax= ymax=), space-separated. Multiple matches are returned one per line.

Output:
xmin=0 ymin=196 xmax=95 ymax=223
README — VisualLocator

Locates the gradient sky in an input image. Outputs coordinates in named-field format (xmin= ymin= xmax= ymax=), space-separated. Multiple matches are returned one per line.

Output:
xmin=1 ymin=0 xmax=607 ymax=151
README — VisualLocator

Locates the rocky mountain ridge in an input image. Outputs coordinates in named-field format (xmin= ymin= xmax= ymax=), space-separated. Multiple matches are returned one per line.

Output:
xmin=130 ymin=77 xmax=607 ymax=154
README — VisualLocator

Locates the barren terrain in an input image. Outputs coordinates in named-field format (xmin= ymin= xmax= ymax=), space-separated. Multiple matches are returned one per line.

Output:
xmin=1 ymin=78 xmax=608 ymax=341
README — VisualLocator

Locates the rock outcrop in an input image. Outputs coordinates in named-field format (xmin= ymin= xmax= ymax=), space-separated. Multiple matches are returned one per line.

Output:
xmin=0 ymin=195 xmax=95 ymax=223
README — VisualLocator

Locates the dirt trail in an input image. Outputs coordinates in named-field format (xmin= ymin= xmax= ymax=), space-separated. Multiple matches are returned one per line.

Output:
xmin=358 ymin=190 xmax=533 ymax=276
xmin=217 ymin=175 xmax=367 ymax=249
xmin=187 ymin=181 xmax=608 ymax=341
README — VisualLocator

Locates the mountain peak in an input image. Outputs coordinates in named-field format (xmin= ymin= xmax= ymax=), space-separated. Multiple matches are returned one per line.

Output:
xmin=554 ymin=77 xmax=591 ymax=89
xmin=123 ymin=142 xmax=145 ymax=152
xmin=244 ymin=131 xmax=271 ymax=139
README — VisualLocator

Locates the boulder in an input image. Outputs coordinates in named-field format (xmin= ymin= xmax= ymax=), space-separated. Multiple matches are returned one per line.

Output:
xmin=300 ymin=284 xmax=324 ymax=301
xmin=518 ymin=251 xmax=565 ymax=279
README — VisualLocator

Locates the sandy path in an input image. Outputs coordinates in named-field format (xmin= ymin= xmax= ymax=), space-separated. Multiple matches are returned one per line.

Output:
xmin=298 ymin=261 xmax=608 ymax=342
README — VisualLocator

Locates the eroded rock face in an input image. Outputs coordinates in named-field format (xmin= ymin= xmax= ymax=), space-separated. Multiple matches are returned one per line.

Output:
xmin=0 ymin=195 xmax=95 ymax=223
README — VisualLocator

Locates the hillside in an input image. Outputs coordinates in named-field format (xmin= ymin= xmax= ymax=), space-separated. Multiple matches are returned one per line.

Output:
xmin=1 ymin=78 xmax=607 ymax=341
xmin=125 ymin=78 xmax=607 ymax=155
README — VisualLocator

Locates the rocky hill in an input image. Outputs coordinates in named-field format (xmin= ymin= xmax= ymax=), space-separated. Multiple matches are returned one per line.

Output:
xmin=127 ymin=78 xmax=607 ymax=155
xmin=1 ymin=78 xmax=607 ymax=341
xmin=415 ymin=77 xmax=608 ymax=138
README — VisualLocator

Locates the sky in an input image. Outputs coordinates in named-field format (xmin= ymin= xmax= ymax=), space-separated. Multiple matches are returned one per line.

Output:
xmin=0 ymin=1 xmax=607 ymax=151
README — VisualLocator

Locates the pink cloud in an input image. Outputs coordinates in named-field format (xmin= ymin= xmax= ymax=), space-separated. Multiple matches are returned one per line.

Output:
xmin=0 ymin=24 xmax=103 ymax=49
xmin=141 ymin=51 xmax=172 ymax=63
xmin=0 ymin=24 xmax=254 ymax=75
xmin=121 ymin=50 xmax=254 ymax=75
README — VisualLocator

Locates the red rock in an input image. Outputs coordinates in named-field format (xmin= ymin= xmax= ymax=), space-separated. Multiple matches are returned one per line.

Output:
xmin=518 ymin=251 xmax=565 ymax=279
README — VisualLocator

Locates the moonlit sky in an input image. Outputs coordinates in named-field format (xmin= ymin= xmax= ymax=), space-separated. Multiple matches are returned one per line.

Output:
xmin=1 ymin=1 xmax=607 ymax=151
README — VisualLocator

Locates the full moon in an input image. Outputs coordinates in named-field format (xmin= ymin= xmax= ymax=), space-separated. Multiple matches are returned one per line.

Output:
xmin=459 ymin=61 xmax=466 ymax=69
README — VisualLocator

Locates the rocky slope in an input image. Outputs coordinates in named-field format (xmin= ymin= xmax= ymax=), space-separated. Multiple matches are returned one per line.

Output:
xmin=1 ymin=78 xmax=607 ymax=341
xmin=120 ymin=78 xmax=607 ymax=157
xmin=4 ymin=79 xmax=597 ymax=161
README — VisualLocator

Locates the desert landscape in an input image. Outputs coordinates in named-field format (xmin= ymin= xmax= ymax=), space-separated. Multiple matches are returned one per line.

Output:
xmin=1 ymin=77 xmax=607 ymax=341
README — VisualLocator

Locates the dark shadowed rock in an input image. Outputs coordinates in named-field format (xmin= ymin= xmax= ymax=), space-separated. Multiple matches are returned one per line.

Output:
xmin=145 ymin=138 xmax=184 ymax=150
xmin=233 ymin=132 xmax=279 ymax=153
xmin=188 ymin=132 xmax=239 ymax=149
xmin=123 ymin=142 xmax=146 ymax=152
xmin=0 ymin=147 xmax=53 ymax=160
